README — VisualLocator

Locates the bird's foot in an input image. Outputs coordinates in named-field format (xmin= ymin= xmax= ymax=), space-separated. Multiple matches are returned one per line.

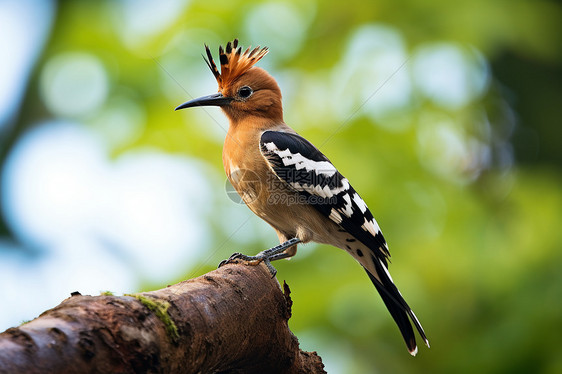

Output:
xmin=217 ymin=238 xmax=301 ymax=277
xmin=218 ymin=252 xmax=279 ymax=276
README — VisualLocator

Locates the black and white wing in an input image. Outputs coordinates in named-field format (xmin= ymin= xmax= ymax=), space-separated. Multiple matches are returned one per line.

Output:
xmin=259 ymin=130 xmax=429 ymax=355
xmin=260 ymin=130 xmax=390 ymax=264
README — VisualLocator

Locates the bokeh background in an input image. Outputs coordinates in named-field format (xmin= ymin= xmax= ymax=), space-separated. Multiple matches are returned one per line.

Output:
xmin=1 ymin=0 xmax=561 ymax=372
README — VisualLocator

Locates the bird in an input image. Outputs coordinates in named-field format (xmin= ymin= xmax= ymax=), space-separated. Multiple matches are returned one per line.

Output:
xmin=175 ymin=39 xmax=429 ymax=356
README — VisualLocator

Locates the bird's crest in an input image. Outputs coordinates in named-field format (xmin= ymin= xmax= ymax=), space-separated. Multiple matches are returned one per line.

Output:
xmin=203 ymin=39 xmax=269 ymax=90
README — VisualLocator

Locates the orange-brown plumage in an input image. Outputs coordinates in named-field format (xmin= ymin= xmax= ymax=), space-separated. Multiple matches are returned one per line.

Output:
xmin=204 ymin=39 xmax=269 ymax=91
xmin=175 ymin=39 xmax=429 ymax=356
xmin=220 ymin=68 xmax=283 ymax=123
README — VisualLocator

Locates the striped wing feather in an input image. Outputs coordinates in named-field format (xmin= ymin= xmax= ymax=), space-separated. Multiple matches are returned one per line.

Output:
xmin=259 ymin=130 xmax=389 ymax=263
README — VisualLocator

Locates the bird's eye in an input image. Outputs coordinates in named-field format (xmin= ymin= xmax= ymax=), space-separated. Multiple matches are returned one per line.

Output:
xmin=238 ymin=86 xmax=253 ymax=99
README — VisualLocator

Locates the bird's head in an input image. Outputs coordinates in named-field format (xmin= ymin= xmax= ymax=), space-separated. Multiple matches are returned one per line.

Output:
xmin=175 ymin=39 xmax=283 ymax=123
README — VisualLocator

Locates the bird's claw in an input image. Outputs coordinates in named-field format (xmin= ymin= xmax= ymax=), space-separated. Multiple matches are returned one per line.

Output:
xmin=217 ymin=252 xmax=244 ymax=268
xmin=217 ymin=259 xmax=229 ymax=268
xmin=217 ymin=238 xmax=300 ymax=277
xmin=262 ymin=258 xmax=277 ymax=278
xmin=217 ymin=252 xmax=277 ymax=277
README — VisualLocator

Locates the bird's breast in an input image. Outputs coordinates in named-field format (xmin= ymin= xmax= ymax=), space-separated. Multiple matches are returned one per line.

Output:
xmin=223 ymin=131 xmax=270 ymax=211
xmin=222 ymin=123 xmax=337 ymax=240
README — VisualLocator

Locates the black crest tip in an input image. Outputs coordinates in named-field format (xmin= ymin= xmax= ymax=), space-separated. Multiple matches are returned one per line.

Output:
xmin=219 ymin=53 xmax=228 ymax=65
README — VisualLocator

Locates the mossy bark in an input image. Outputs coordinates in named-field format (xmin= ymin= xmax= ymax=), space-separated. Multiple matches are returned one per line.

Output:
xmin=0 ymin=263 xmax=325 ymax=374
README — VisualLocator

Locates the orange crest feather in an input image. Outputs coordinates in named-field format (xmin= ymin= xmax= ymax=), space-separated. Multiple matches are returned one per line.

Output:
xmin=203 ymin=39 xmax=269 ymax=89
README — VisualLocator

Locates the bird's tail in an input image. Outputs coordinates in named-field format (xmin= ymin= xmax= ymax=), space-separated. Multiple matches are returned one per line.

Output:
xmin=365 ymin=258 xmax=429 ymax=356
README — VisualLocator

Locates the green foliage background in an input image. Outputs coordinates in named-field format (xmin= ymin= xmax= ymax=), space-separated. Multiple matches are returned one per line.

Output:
xmin=2 ymin=1 xmax=562 ymax=373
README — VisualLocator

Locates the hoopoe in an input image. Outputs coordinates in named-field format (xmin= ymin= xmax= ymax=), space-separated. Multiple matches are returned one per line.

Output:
xmin=175 ymin=39 xmax=429 ymax=355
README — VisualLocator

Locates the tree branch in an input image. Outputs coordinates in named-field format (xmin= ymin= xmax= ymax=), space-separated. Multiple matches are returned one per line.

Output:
xmin=0 ymin=263 xmax=325 ymax=374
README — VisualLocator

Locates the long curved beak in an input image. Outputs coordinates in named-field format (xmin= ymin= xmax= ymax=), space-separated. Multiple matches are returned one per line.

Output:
xmin=175 ymin=93 xmax=232 ymax=111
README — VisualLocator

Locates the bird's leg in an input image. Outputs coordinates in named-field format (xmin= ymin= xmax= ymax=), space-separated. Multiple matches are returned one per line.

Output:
xmin=218 ymin=237 xmax=301 ymax=277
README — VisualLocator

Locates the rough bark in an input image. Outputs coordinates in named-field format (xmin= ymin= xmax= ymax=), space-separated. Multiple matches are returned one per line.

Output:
xmin=0 ymin=262 xmax=325 ymax=374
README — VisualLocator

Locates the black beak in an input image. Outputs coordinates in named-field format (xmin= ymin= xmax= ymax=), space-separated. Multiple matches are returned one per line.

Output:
xmin=175 ymin=93 xmax=232 ymax=111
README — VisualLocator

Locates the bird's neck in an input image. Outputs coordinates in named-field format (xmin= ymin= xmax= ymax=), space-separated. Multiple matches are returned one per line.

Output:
xmin=222 ymin=118 xmax=293 ymax=178
xmin=232 ymin=114 xmax=280 ymax=129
